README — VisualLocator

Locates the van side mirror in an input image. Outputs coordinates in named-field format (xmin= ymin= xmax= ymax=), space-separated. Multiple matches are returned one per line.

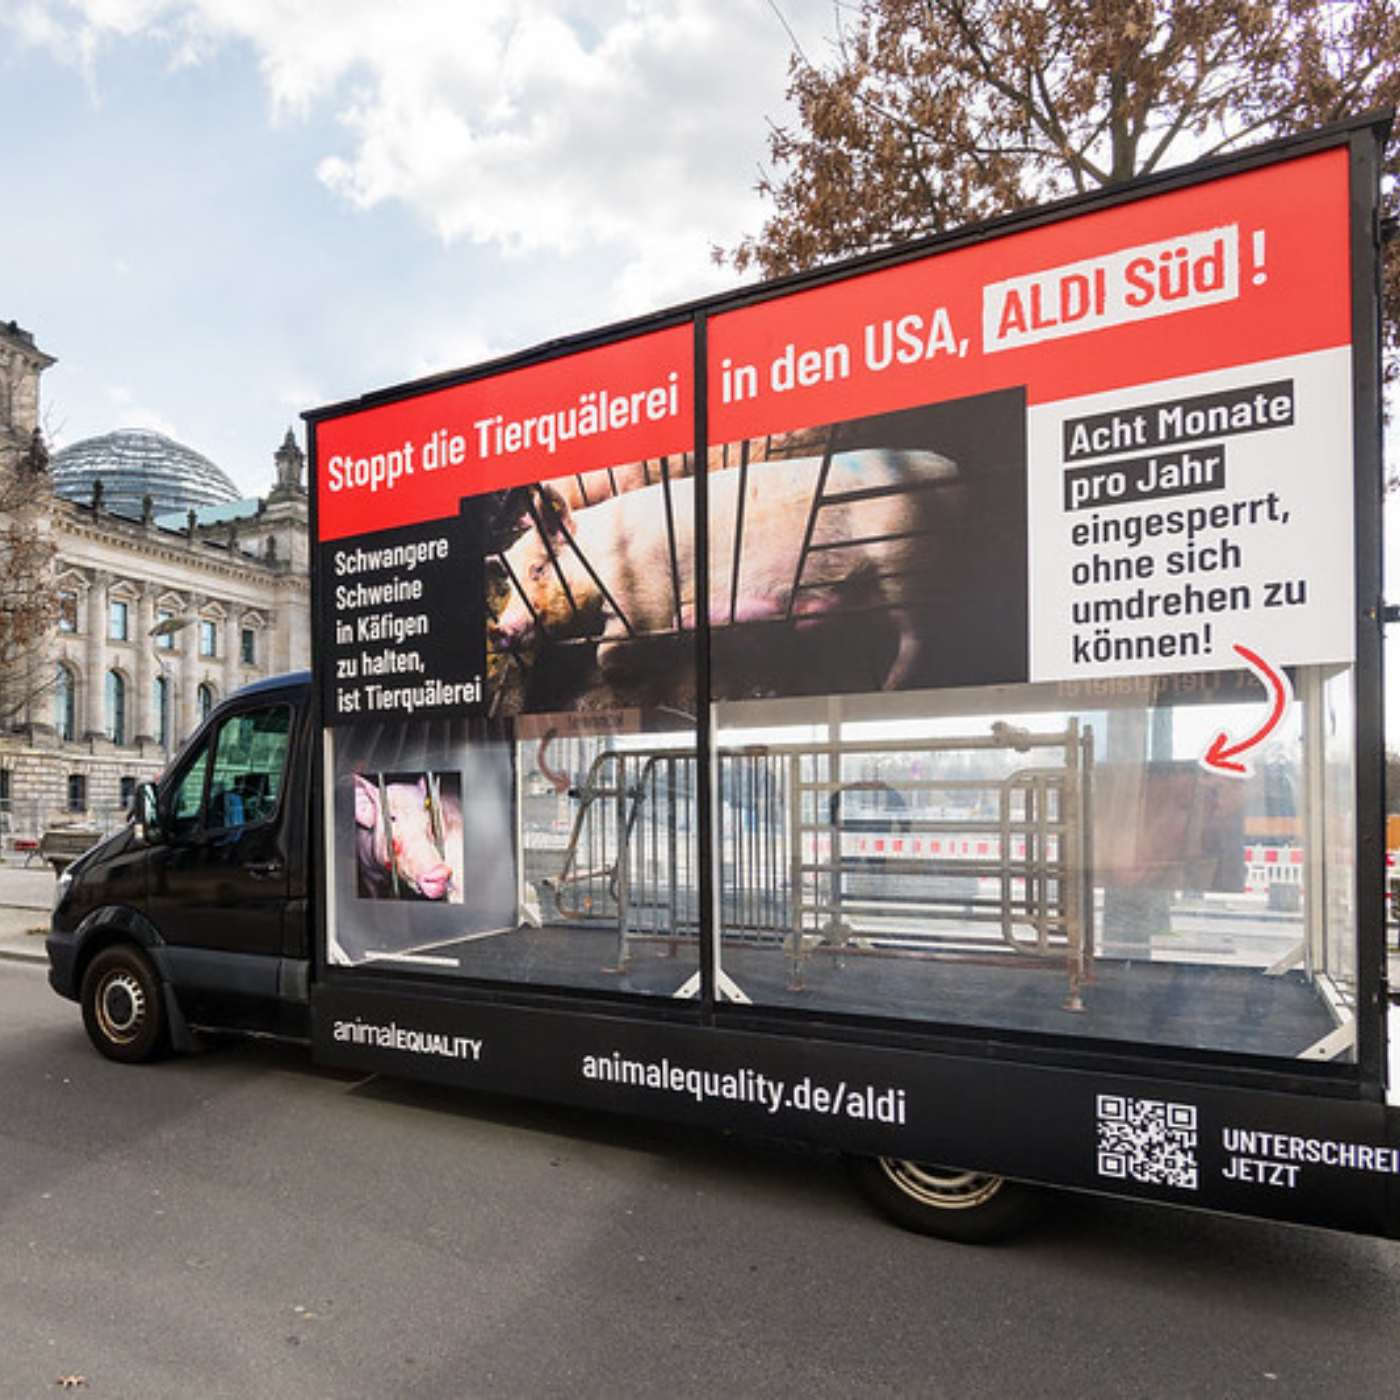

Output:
xmin=134 ymin=781 xmax=165 ymax=844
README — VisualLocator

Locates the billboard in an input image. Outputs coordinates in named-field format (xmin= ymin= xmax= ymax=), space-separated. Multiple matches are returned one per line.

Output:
xmin=306 ymin=126 xmax=1378 ymax=1068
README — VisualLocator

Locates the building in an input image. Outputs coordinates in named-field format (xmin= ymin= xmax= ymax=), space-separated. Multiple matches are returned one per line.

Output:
xmin=0 ymin=318 xmax=309 ymax=838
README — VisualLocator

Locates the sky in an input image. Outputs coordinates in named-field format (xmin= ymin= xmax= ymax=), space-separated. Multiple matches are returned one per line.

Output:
xmin=0 ymin=0 xmax=833 ymax=495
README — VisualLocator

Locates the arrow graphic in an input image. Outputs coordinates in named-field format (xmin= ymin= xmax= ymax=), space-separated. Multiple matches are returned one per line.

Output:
xmin=1200 ymin=644 xmax=1293 ymax=778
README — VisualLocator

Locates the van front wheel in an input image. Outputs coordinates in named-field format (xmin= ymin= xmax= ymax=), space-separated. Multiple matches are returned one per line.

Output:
xmin=80 ymin=945 xmax=167 ymax=1063
xmin=847 ymin=1156 xmax=1042 ymax=1242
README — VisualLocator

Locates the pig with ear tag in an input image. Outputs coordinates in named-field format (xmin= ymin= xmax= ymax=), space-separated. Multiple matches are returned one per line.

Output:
xmin=490 ymin=448 xmax=955 ymax=689
xmin=353 ymin=773 xmax=461 ymax=901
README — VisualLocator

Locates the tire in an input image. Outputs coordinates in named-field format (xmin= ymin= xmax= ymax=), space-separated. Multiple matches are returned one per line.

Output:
xmin=80 ymin=945 xmax=168 ymax=1063
xmin=846 ymin=1155 xmax=1043 ymax=1243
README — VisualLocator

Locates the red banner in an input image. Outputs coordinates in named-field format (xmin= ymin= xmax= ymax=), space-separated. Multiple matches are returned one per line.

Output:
xmin=708 ymin=149 xmax=1349 ymax=442
xmin=316 ymin=325 xmax=693 ymax=541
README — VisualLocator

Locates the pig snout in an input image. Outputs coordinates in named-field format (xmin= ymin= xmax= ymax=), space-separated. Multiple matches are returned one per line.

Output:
xmin=489 ymin=593 xmax=536 ymax=651
xmin=406 ymin=859 xmax=454 ymax=901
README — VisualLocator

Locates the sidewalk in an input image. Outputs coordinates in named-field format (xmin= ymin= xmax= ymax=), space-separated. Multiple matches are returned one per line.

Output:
xmin=0 ymin=862 xmax=56 ymax=965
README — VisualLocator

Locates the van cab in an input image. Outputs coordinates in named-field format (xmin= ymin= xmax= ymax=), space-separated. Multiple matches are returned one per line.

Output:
xmin=46 ymin=671 xmax=313 ymax=1060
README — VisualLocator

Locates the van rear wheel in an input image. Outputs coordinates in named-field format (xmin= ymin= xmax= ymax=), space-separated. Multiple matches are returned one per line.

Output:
xmin=847 ymin=1156 xmax=1042 ymax=1242
xmin=80 ymin=946 xmax=167 ymax=1063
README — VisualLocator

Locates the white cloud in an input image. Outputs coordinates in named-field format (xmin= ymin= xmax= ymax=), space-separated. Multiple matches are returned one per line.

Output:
xmin=4 ymin=0 xmax=831 ymax=314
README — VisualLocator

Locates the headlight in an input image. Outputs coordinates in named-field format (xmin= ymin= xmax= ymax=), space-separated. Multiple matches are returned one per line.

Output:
xmin=52 ymin=869 xmax=73 ymax=912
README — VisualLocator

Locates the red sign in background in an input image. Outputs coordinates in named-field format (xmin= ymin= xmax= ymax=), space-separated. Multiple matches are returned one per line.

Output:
xmin=708 ymin=148 xmax=1350 ymax=444
xmin=316 ymin=324 xmax=693 ymax=542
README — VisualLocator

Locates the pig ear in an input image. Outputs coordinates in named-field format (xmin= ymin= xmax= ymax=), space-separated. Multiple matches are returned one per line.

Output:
xmin=354 ymin=774 xmax=379 ymax=829
xmin=534 ymin=483 xmax=573 ymax=540
xmin=501 ymin=486 xmax=536 ymax=536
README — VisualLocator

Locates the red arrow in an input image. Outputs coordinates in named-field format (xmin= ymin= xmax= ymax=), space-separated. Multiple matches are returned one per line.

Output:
xmin=1200 ymin=644 xmax=1293 ymax=778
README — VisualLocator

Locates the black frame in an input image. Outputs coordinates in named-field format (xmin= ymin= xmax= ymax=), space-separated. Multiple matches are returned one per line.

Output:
xmin=303 ymin=115 xmax=1396 ymax=1235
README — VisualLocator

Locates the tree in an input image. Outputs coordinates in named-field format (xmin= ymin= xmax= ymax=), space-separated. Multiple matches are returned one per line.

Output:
xmin=0 ymin=426 xmax=57 ymax=730
xmin=725 ymin=0 xmax=1399 ymax=383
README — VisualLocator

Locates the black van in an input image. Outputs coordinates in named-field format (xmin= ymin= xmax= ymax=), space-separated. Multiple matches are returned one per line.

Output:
xmin=47 ymin=671 xmax=314 ymax=1060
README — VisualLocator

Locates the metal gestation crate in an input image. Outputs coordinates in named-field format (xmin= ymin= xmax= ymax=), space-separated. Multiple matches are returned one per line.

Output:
xmin=489 ymin=426 xmax=941 ymax=689
xmin=537 ymin=720 xmax=1096 ymax=1008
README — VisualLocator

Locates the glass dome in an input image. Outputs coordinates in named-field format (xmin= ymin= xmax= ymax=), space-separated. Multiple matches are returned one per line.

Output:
xmin=51 ymin=428 xmax=242 ymax=518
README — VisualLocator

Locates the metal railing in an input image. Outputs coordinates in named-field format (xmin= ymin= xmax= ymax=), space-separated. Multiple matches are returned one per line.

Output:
xmin=537 ymin=722 xmax=1094 ymax=1009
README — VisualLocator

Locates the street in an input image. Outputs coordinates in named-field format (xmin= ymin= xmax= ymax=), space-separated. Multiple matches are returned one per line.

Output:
xmin=4 ymin=957 xmax=1400 ymax=1400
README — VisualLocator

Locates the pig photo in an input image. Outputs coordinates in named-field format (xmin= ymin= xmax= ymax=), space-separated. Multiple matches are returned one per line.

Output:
xmin=484 ymin=389 xmax=1027 ymax=713
xmin=354 ymin=770 xmax=465 ymax=903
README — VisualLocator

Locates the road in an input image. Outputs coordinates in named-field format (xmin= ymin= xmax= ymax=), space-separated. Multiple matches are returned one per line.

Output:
xmin=4 ymin=959 xmax=1400 ymax=1400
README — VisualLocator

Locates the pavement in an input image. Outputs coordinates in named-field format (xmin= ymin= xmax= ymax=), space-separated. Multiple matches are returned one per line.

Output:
xmin=0 ymin=859 xmax=57 ymax=965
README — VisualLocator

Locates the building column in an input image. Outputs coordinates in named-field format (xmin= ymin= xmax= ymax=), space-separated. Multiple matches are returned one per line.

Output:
xmin=179 ymin=594 xmax=201 ymax=744
xmin=82 ymin=571 xmax=109 ymax=741
xmin=223 ymin=610 xmax=239 ymax=701
xmin=134 ymin=586 xmax=156 ymax=745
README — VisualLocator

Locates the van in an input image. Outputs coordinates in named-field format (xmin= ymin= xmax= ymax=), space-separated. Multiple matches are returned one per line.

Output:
xmin=47 ymin=672 xmax=314 ymax=1057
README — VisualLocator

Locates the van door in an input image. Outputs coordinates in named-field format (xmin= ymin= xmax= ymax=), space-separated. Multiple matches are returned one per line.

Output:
xmin=146 ymin=698 xmax=295 ymax=1030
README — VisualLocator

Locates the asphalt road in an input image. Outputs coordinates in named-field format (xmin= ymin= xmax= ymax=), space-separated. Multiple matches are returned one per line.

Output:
xmin=5 ymin=961 xmax=1400 ymax=1400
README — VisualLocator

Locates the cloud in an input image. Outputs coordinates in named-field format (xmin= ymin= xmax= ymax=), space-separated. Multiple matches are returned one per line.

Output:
xmin=4 ymin=0 xmax=830 ymax=313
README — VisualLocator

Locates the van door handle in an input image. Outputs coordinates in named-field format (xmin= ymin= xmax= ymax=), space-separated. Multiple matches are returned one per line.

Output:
xmin=246 ymin=860 xmax=284 ymax=879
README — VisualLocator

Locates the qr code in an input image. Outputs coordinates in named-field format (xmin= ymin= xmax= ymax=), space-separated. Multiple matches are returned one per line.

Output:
xmin=1096 ymin=1095 xmax=1199 ymax=1190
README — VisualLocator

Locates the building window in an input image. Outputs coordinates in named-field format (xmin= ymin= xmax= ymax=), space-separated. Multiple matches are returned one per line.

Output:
xmin=199 ymin=619 xmax=217 ymax=658
xmin=155 ymin=608 xmax=175 ymax=650
xmin=240 ymin=627 xmax=256 ymax=665
xmin=153 ymin=674 xmax=170 ymax=748
xmin=105 ymin=670 xmax=126 ymax=746
xmin=58 ymin=591 xmax=78 ymax=633
xmin=54 ymin=664 xmax=75 ymax=741
xmin=197 ymin=683 xmax=215 ymax=724
xmin=0 ymin=767 xmax=10 ymax=818
xmin=109 ymin=599 xmax=129 ymax=642
xmin=119 ymin=775 xmax=136 ymax=809
xmin=67 ymin=774 xmax=87 ymax=814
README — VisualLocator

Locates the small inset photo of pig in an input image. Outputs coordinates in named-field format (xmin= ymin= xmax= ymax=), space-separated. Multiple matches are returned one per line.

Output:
xmin=353 ymin=770 xmax=465 ymax=903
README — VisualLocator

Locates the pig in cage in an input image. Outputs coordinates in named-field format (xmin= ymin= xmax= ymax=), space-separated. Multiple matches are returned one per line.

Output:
xmin=486 ymin=426 xmax=967 ymax=708
xmin=531 ymin=721 xmax=1095 ymax=1009
xmin=353 ymin=769 xmax=465 ymax=904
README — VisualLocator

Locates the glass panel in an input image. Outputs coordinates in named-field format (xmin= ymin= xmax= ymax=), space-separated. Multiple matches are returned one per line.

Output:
xmin=169 ymin=746 xmax=209 ymax=838
xmin=318 ymin=324 xmax=697 ymax=995
xmin=105 ymin=671 xmax=125 ymax=745
xmin=207 ymin=706 xmax=290 ymax=829
xmin=325 ymin=464 xmax=699 ymax=996
xmin=708 ymin=667 xmax=1356 ymax=1062
xmin=108 ymin=600 xmax=128 ymax=641
xmin=54 ymin=666 xmax=74 ymax=740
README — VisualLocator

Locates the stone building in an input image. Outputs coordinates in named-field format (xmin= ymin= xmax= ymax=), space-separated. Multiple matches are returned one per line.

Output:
xmin=0 ymin=319 xmax=309 ymax=837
